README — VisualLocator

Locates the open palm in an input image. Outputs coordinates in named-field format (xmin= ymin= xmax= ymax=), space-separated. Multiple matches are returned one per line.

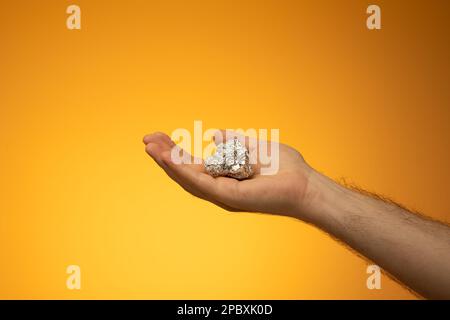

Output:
xmin=143 ymin=130 xmax=313 ymax=217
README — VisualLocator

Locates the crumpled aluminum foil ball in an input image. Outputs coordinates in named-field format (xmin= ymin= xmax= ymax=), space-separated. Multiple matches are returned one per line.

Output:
xmin=204 ymin=137 xmax=253 ymax=180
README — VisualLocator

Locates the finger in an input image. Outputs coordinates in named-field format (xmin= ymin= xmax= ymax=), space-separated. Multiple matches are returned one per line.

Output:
xmin=146 ymin=145 xmax=207 ymax=198
xmin=161 ymin=150 xmax=245 ymax=208
xmin=145 ymin=142 xmax=241 ymax=212
xmin=143 ymin=132 xmax=175 ymax=148
xmin=145 ymin=142 xmax=167 ymax=165
xmin=144 ymin=131 xmax=252 ymax=211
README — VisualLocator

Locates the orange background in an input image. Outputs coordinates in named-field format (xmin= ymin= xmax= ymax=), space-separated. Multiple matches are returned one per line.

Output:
xmin=1 ymin=0 xmax=449 ymax=299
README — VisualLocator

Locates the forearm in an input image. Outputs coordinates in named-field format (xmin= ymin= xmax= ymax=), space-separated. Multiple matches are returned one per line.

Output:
xmin=300 ymin=170 xmax=450 ymax=299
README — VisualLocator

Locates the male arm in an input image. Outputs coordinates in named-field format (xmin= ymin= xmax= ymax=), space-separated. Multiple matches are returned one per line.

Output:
xmin=304 ymin=171 xmax=450 ymax=299
xmin=143 ymin=131 xmax=450 ymax=299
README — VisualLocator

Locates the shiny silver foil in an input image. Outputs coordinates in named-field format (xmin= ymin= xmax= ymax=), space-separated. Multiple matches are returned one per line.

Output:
xmin=204 ymin=137 xmax=253 ymax=180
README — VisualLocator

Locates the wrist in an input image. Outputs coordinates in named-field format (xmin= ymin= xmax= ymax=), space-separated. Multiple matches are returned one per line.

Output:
xmin=295 ymin=168 xmax=349 ymax=229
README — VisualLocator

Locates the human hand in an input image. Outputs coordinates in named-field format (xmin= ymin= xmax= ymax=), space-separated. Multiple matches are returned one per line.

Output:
xmin=143 ymin=130 xmax=316 ymax=219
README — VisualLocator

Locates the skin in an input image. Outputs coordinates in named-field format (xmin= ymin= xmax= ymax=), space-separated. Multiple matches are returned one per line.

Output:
xmin=143 ymin=130 xmax=450 ymax=299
